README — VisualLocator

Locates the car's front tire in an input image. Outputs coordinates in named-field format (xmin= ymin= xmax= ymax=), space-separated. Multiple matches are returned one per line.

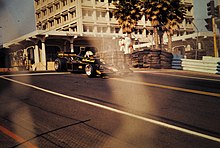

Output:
xmin=85 ymin=64 xmax=96 ymax=77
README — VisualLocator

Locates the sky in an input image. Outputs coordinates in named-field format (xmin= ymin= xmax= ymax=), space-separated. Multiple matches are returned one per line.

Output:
xmin=0 ymin=0 xmax=35 ymax=43
xmin=0 ymin=0 xmax=218 ymax=44
xmin=193 ymin=0 xmax=220 ymax=32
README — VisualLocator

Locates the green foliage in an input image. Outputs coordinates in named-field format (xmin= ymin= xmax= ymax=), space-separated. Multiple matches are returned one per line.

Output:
xmin=112 ymin=0 xmax=187 ymax=34
xmin=139 ymin=0 xmax=186 ymax=33
xmin=112 ymin=0 xmax=188 ymax=50
xmin=112 ymin=0 xmax=142 ymax=33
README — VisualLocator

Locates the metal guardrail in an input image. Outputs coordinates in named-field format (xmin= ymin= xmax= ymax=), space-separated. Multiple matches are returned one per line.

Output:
xmin=172 ymin=56 xmax=220 ymax=74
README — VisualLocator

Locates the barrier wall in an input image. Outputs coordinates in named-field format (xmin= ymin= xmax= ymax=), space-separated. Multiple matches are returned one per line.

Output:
xmin=172 ymin=56 xmax=220 ymax=74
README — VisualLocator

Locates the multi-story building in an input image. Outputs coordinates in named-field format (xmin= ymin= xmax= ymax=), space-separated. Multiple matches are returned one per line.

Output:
xmin=2 ymin=0 xmax=197 ymax=71
xmin=34 ymin=0 xmax=194 ymax=40
xmin=34 ymin=0 xmax=119 ymax=35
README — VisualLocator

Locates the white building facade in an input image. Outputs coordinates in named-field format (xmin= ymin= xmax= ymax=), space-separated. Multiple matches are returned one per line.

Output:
xmin=34 ymin=0 xmax=194 ymax=37
xmin=4 ymin=0 xmax=218 ymax=71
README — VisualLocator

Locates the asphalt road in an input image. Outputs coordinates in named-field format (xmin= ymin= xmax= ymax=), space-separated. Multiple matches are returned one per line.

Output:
xmin=0 ymin=70 xmax=220 ymax=148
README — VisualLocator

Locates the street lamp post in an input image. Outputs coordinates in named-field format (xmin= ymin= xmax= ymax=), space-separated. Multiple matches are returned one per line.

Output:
xmin=0 ymin=26 xmax=3 ymax=47
xmin=192 ymin=22 xmax=199 ymax=59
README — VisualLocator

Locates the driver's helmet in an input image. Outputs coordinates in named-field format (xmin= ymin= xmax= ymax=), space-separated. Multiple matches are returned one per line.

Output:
xmin=85 ymin=51 xmax=94 ymax=58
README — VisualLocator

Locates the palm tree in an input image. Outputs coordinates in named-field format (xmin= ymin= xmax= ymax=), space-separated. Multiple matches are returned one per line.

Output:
xmin=112 ymin=0 xmax=142 ymax=34
xmin=163 ymin=0 xmax=186 ymax=51
xmin=112 ymin=0 xmax=186 ymax=51
xmin=138 ymin=0 xmax=186 ymax=50
xmin=138 ymin=0 xmax=161 ymax=49
xmin=112 ymin=0 xmax=142 ymax=54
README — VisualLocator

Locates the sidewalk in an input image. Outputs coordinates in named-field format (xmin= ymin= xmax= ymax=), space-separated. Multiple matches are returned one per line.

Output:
xmin=0 ymin=68 xmax=56 ymax=75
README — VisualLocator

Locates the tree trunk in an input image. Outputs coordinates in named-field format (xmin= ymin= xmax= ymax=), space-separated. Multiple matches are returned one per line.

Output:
xmin=153 ymin=27 xmax=159 ymax=49
xmin=167 ymin=32 xmax=172 ymax=52
xmin=159 ymin=32 xmax=164 ymax=50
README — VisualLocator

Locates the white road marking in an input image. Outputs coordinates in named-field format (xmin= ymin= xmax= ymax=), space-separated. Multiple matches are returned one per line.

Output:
xmin=134 ymin=71 xmax=220 ymax=82
xmin=0 ymin=76 xmax=220 ymax=143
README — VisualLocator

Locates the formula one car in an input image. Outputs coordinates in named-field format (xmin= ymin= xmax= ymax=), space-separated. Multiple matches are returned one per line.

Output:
xmin=54 ymin=48 xmax=131 ymax=78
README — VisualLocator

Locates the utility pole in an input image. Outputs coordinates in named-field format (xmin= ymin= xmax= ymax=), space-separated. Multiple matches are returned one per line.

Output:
xmin=207 ymin=0 xmax=219 ymax=57
xmin=212 ymin=16 xmax=218 ymax=57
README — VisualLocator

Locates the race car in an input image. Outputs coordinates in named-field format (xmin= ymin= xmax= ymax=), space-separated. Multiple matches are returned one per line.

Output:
xmin=54 ymin=48 xmax=129 ymax=78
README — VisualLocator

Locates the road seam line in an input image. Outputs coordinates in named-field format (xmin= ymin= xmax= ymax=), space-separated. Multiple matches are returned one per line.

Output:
xmin=1 ymin=76 xmax=220 ymax=143
xmin=111 ymin=78 xmax=220 ymax=98
xmin=134 ymin=71 xmax=220 ymax=82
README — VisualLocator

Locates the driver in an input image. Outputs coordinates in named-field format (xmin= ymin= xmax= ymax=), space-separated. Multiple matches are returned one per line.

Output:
xmin=85 ymin=50 xmax=94 ymax=58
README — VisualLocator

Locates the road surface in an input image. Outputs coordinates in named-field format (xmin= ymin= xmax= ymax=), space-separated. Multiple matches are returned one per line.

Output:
xmin=0 ymin=70 xmax=220 ymax=147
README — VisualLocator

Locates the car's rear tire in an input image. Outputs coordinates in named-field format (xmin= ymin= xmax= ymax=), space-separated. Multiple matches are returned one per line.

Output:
xmin=54 ymin=58 xmax=67 ymax=72
xmin=85 ymin=64 xmax=96 ymax=77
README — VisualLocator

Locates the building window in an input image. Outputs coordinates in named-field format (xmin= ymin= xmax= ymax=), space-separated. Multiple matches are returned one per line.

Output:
xmin=103 ymin=27 xmax=107 ymax=33
xmin=48 ymin=7 xmax=53 ymax=13
xmin=49 ymin=20 xmax=54 ymax=27
xmin=70 ymin=23 xmax=77 ymax=32
xmin=115 ymin=27 xmax=120 ymax=33
xmin=71 ymin=26 xmax=77 ymax=32
xmin=55 ymin=3 xmax=60 ymax=10
xmin=36 ymin=9 xmax=41 ymax=19
xmin=88 ymin=10 xmax=93 ymax=17
xmin=35 ymin=0 xmax=40 ymax=5
xmin=111 ymin=26 xmax=119 ymax=33
xmin=36 ymin=22 xmax=42 ymax=30
xmin=109 ymin=11 xmax=115 ymax=20
xmin=36 ymin=13 xmax=41 ymax=19
xmin=62 ymin=0 xmax=68 ymax=6
xmin=101 ymin=11 xmax=106 ymax=17
xmin=82 ymin=9 xmax=93 ymax=19
xmin=97 ymin=26 xmax=107 ymax=33
xmin=83 ymin=25 xmax=93 ymax=32
xmin=97 ymin=11 xmax=106 ymax=19
xmin=69 ymin=7 xmax=76 ymax=18
xmin=97 ymin=27 xmax=101 ymax=33
xmin=110 ymin=26 xmax=114 ymax=33
xmin=42 ymin=22 xmax=48 ymax=30
xmin=63 ymin=15 xmax=68 ymax=21
xmin=62 ymin=11 xmax=69 ymax=21
xmin=43 ymin=10 xmax=47 ymax=16
xmin=56 ymin=18 xmax=61 ymax=24
xmin=70 ymin=11 xmax=76 ymax=18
